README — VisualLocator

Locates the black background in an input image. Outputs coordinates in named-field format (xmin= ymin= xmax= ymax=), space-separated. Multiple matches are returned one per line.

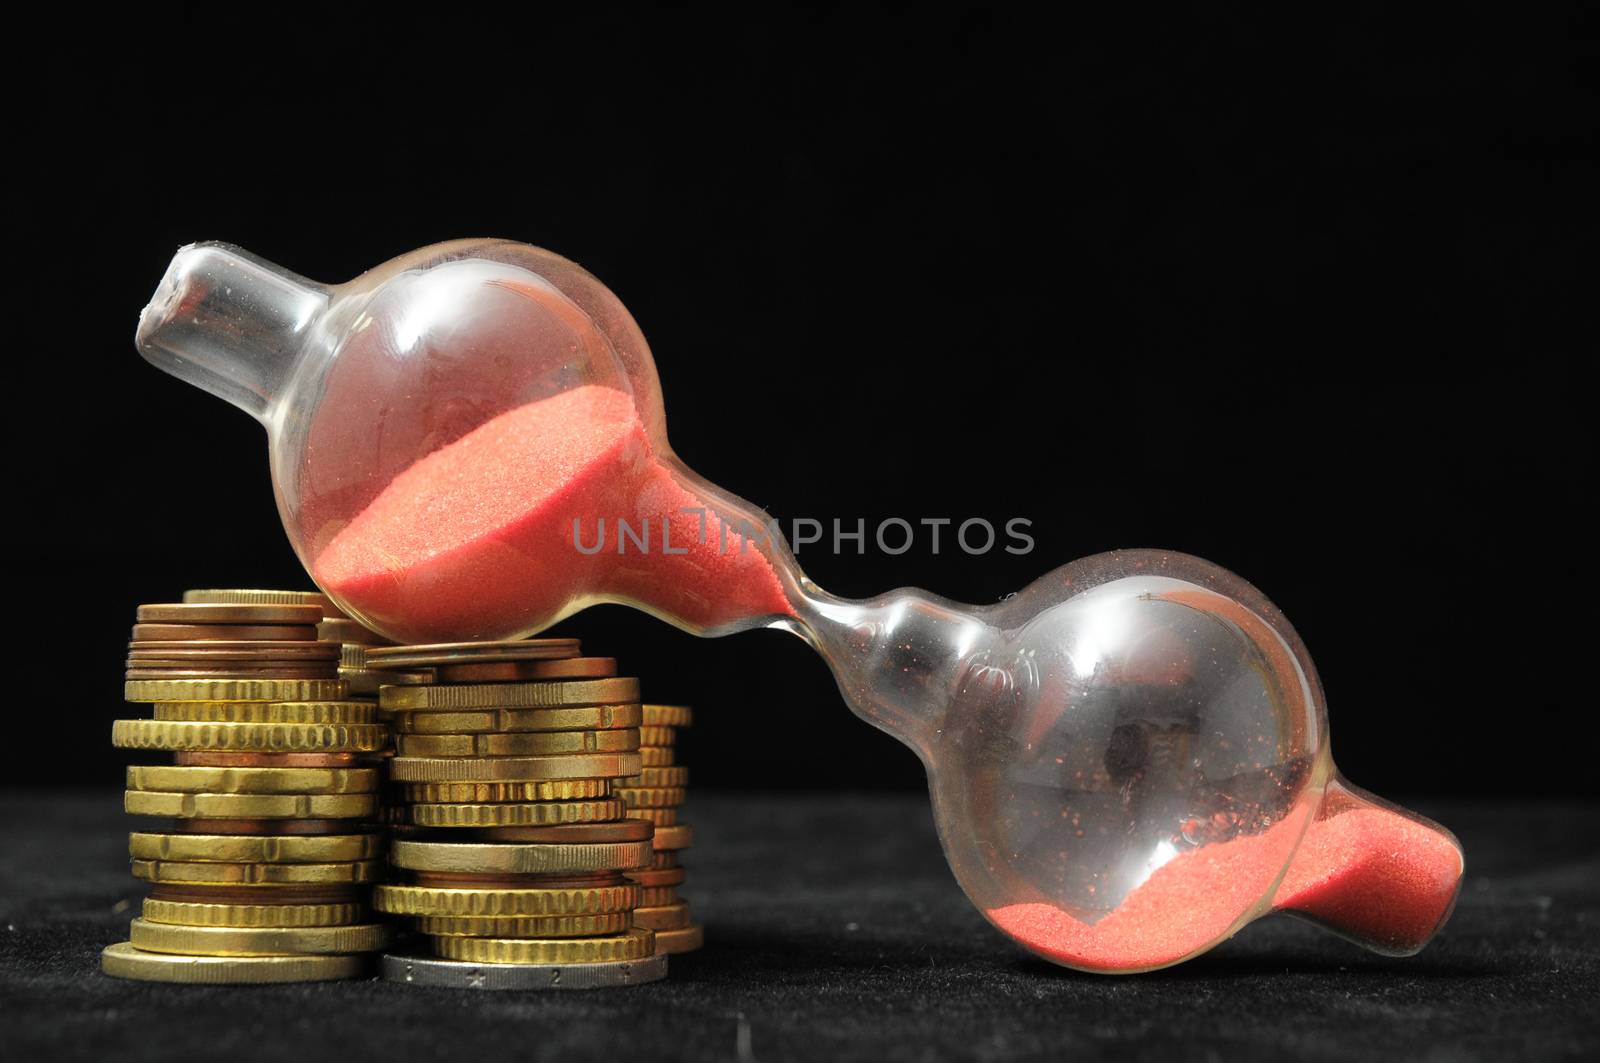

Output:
xmin=13 ymin=6 xmax=1593 ymax=798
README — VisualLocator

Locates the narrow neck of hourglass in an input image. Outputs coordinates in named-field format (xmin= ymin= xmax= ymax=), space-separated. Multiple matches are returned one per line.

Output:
xmin=136 ymin=242 xmax=330 ymax=421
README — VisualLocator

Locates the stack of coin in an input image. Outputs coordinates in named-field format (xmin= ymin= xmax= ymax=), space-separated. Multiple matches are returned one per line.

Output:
xmin=620 ymin=704 xmax=703 ymax=954
xmin=367 ymin=640 xmax=668 ymax=989
xmin=103 ymin=601 xmax=392 ymax=984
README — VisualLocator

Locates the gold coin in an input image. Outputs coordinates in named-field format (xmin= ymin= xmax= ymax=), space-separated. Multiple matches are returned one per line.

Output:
xmin=365 ymin=640 xmax=581 ymax=668
xmin=389 ymin=839 xmax=652 ymax=874
xmin=626 ymin=808 xmax=679 ymax=827
xmin=620 ymin=766 xmax=689 ymax=788
xmin=445 ymin=820 xmax=651 ymax=844
xmin=124 ymin=790 xmax=378 ymax=819
xmin=637 ymin=726 xmax=677 ymax=746
xmin=182 ymin=589 xmax=339 ymax=612
xmin=653 ymin=924 xmax=704 ymax=954
xmin=129 ymin=832 xmax=382 ymax=863
xmin=631 ymin=902 xmax=692 ymax=931
xmin=636 ymin=885 xmax=679 ymax=907
xmin=434 ymin=658 xmax=617 ymax=683
xmin=395 ymin=729 xmax=639 ymax=758
xmin=615 ymin=786 xmax=686 ymax=808
xmin=151 ymin=701 xmax=376 ymax=724
xmin=101 ymin=941 xmax=365 ymax=983
xmin=131 ymin=858 xmax=380 ymax=885
xmin=641 ymin=704 xmax=693 ymax=727
xmin=126 ymin=765 xmax=378 ymax=794
xmin=125 ymin=678 xmax=347 ymax=703
xmin=431 ymin=929 xmax=653 ymax=964
xmin=626 ymin=867 xmax=687 ymax=888
xmin=652 ymin=824 xmax=694 ymax=851
xmin=637 ymin=747 xmax=675 ymax=767
xmin=400 ymin=779 xmax=611 ymax=803
xmin=141 ymin=898 xmax=366 ymax=928
xmin=131 ymin=623 xmax=319 ymax=642
xmin=373 ymin=882 xmax=639 ymax=917
xmin=394 ymin=704 xmax=642 ymax=735
xmin=389 ymin=752 xmax=640 ymax=783
xmin=129 ymin=917 xmax=390 ymax=956
xmin=415 ymin=912 xmax=630 ymax=938
xmin=408 ymin=799 xmax=625 ymax=828
xmin=380 ymin=678 xmax=640 ymax=712
xmin=138 ymin=602 xmax=325 ymax=625
xmin=112 ymin=719 xmax=388 ymax=753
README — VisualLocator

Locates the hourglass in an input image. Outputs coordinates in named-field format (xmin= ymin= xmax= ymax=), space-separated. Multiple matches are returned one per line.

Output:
xmin=135 ymin=240 xmax=1464 ymax=973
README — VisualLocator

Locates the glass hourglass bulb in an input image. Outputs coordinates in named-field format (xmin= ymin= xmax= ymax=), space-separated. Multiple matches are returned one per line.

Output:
xmin=136 ymin=240 xmax=1464 ymax=972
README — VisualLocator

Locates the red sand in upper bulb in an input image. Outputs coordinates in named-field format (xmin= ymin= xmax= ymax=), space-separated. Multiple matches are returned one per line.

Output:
xmin=314 ymin=385 xmax=793 ymax=641
xmin=988 ymin=796 xmax=1463 ymax=971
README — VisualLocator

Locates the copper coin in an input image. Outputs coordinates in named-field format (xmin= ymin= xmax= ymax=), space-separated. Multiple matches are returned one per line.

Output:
xmin=365 ymin=640 xmax=582 ymax=669
xmin=173 ymin=752 xmax=362 ymax=768
xmin=317 ymin=619 xmax=392 ymax=645
xmin=131 ymin=623 xmax=321 ymax=642
xmin=137 ymin=603 xmax=325 ymax=625
xmin=406 ymin=871 xmax=624 ymax=889
xmin=177 ymin=819 xmax=372 ymax=835
xmin=148 ymin=884 xmax=366 ymax=905
xmin=433 ymin=658 xmax=619 ymax=683
xmin=624 ymin=867 xmax=687 ymax=887
xmin=126 ymin=666 xmax=339 ymax=679
xmin=436 ymin=820 xmax=653 ymax=845
xmin=127 ymin=641 xmax=342 ymax=659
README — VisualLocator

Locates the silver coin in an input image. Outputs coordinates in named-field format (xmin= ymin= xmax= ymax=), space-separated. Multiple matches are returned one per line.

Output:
xmin=380 ymin=951 xmax=667 ymax=990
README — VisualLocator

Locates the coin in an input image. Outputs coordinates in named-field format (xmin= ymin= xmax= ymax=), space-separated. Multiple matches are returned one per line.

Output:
xmin=440 ymin=820 xmax=652 ymax=845
xmin=625 ymin=808 xmax=679 ymax=827
xmin=620 ymin=766 xmax=689 ymax=788
xmin=131 ymin=858 xmax=380 ymax=885
xmin=127 ymin=641 xmax=342 ymax=659
xmin=637 ymin=747 xmax=675 ymax=767
xmin=652 ymin=924 xmax=704 ymax=955
xmin=625 ymin=867 xmax=687 ymax=888
xmin=176 ymin=819 xmax=364 ymax=835
xmin=365 ymin=640 xmax=582 ymax=668
xmin=182 ymin=589 xmax=340 ymax=613
xmin=140 ymin=898 xmax=365 ymax=927
xmin=393 ymin=704 xmax=642 ymax=735
xmin=131 ymin=623 xmax=320 ymax=642
xmin=432 ymin=928 xmax=654 ymax=964
xmin=152 ymin=701 xmax=376 ymax=724
xmin=394 ymin=729 xmax=640 ymax=758
xmin=635 ymin=885 xmax=679 ymax=907
xmin=316 ymin=618 xmax=390 ymax=644
xmin=433 ymin=658 xmax=618 ymax=683
xmin=636 ymin=726 xmax=677 ymax=746
xmin=101 ymin=941 xmax=366 ymax=983
xmin=380 ymin=678 xmax=640 ymax=711
xmin=173 ymin=751 xmax=361 ymax=768
xmin=614 ymin=786 xmax=686 ymax=808
xmin=388 ymin=752 xmax=640 ymax=782
xmin=630 ymin=902 xmax=692 ymax=931
xmin=126 ymin=765 xmax=378 ymax=794
xmin=112 ymin=719 xmax=388 ymax=753
xmin=390 ymin=839 xmax=652 ymax=874
xmin=147 ymin=883 xmax=366 ymax=905
xmin=138 ymin=603 xmax=326 ymax=625
xmin=125 ymin=678 xmax=347 ymax=702
xmin=652 ymin=824 xmax=694 ymax=850
xmin=124 ymin=790 xmax=378 ymax=819
xmin=408 ymin=799 xmax=626 ymax=828
xmin=646 ymin=852 xmax=679 ymax=870
xmin=415 ymin=912 xmax=631 ymax=938
xmin=126 ymin=666 xmax=339 ymax=680
xmin=128 ymin=917 xmax=390 ymax=956
xmin=380 ymin=951 xmax=666 ymax=990
xmin=400 ymin=780 xmax=612 ymax=803
xmin=129 ymin=832 xmax=382 ymax=863
xmin=373 ymin=882 xmax=639 ymax=917
xmin=641 ymin=705 xmax=694 ymax=727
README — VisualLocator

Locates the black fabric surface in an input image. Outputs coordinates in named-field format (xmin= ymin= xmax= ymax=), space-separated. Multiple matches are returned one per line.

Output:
xmin=1 ymin=791 xmax=1595 ymax=1062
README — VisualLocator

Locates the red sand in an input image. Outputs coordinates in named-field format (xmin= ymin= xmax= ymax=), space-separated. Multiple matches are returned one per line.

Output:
xmin=314 ymin=386 xmax=793 ymax=641
xmin=989 ymin=791 xmax=1463 ymax=971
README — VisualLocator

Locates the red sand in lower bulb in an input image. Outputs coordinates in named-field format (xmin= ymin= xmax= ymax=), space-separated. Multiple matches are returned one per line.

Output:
xmin=988 ymin=796 xmax=1462 ymax=971
xmin=314 ymin=386 xmax=793 ymax=640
